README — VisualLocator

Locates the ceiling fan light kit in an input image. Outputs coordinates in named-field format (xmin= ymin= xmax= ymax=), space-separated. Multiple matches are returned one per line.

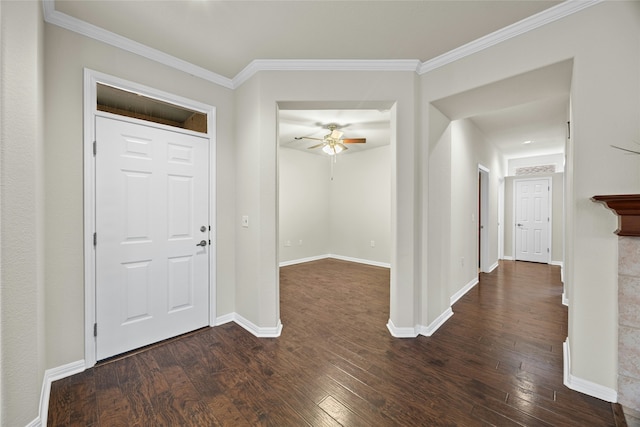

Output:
xmin=322 ymin=143 xmax=345 ymax=155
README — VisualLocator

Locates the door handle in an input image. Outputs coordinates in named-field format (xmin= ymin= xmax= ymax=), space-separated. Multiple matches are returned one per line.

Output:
xmin=517 ymin=223 xmax=523 ymax=227
xmin=196 ymin=240 xmax=207 ymax=247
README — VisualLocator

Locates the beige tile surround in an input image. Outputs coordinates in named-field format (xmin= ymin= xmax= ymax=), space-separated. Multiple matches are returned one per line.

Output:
xmin=619 ymin=236 xmax=640 ymax=425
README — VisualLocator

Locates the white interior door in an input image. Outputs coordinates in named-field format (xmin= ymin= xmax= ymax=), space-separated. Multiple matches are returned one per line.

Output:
xmin=95 ymin=115 xmax=209 ymax=360
xmin=515 ymin=178 xmax=550 ymax=264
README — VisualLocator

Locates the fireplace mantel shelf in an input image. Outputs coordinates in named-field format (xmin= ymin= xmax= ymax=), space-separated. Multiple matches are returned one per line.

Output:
xmin=592 ymin=194 xmax=640 ymax=236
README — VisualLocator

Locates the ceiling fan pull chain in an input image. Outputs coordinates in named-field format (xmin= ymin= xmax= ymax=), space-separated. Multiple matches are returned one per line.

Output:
xmin=330 ymin=154 xmax=336 ymax=180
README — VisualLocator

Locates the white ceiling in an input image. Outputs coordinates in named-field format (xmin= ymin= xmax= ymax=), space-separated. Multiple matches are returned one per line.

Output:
xmin=52 ymin=0 xmax=572 ymax=159
xmin=432 ymin=59 xmax=572 ymax=159
xmin=55 ymin=1 xmax=562 ymax=80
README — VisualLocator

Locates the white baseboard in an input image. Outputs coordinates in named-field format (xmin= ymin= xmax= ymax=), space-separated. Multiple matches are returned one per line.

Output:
xmin=419 ymin=308 xmax=454 ymax=337
xmin=27 ymin=359 xmax=86 ymax=427
xmin=215 ymin=312 xmax=235 ymax=326
xmin=486 ymin=261 xmax=499 ymax=273
xmin=562 ymin=292 xmax=569 ymax=307
xmin=563 ymin=338 xmax=617 ymax=402
xmin=450 ymin=277 xmax=479 ymax=306
xmin=233 ymin=313 xmax=283 ymax=338
xmin=217 ymin=312 xmax=283 ymax=337
xmin=387 ymin=307 xmax=455 ymax=339
xmin=386 ymin=319 xmax=419 ymax=338
xmin=502 ymin=255 xmax=514 ymax=261
xmin=279 ymin=254 xmax=330 ymax=267
xmin=329 ymin=254 xmax=391 ymax=268
xmin=279 ymin=254 xmax=390 ymax=269
xmin=550 ymin=261 xmax=564 ymax=287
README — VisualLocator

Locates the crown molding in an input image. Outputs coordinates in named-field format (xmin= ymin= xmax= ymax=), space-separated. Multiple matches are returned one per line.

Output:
xmin=41 ymin=0 xmax=234 ymax=89
xmin=43 ymin=0 xmax=602 ymax=89
xmin=420 ymin=0 xmax=603 ymax=74
xmin=233 ymin=59 xmax=421 ymax=88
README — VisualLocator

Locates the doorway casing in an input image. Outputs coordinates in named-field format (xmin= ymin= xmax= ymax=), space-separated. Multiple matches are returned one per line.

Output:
xmin=478 ymin=164 xmax=490 ymax=273
xmin=275 ymin=100 xmax=397 ymax=333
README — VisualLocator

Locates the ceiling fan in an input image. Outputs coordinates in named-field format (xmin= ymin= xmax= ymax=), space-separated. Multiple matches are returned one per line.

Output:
xmin=294 ymin=124 xmax=366 ymax=155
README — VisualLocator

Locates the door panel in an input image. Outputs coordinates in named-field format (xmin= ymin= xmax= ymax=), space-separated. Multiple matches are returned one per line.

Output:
xmin=515 ymin=179 xmax=550 ymax=263
xmin=95 ymin=116 xmax=209 ymax=360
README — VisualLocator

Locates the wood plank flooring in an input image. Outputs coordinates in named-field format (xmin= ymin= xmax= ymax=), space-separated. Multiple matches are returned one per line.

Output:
xmin=48 ymin=259 xmax=621 ymax=426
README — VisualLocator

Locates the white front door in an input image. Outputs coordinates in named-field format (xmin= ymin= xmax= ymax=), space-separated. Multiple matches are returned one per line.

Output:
xmin=515 ymin=178 xmax=550 ymax=264
xmin=95 ymin=115 xmax=210 ymax=360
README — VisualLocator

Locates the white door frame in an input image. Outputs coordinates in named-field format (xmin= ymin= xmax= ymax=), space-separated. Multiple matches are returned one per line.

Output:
xmin=478 ymin=164 xmax=490 ymax=273
xmin=83 ymin=69 xmax=217 ymax=367
xmin=512 ymin=176 xmax=551 ymax=264
xmin=498 ymin=177 xmax=505 ymax=261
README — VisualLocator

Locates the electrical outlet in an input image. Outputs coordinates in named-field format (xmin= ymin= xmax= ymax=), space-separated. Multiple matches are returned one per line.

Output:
xmin=370 ymin=240 xmax=376 ymax=247
xmin=298 ymin=240 xmax=303 ymax=246
xmin=241 ymin=215 xmax=249 ymax=228
xmin=285 ymin=240 xmax=291 ymax=247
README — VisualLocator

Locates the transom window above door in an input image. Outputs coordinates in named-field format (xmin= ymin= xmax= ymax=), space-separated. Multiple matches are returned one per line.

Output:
xmin=97 ymin=83 xmax=207 ymax=134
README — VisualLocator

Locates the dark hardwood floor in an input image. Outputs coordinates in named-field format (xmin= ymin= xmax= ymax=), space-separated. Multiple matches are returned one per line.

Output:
xmin=49 ymin=259 xmax=622 ymax=426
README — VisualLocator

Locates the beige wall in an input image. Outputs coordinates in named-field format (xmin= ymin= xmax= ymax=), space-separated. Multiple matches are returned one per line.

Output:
xmin=279 ymin=148 xmax=331 ymax=263
xmin=424 ymin=115 xmax=504 ymax=326
xmin=234 ymin=75 xmax=263 ymax=326
xmin=425 ymin=105 xmax=453 ymax=326
xmin=0 ymin=1 xmax=45 ymax=425
xmin=330 ymin=146 xmax=391 ymax=264
xmin=450 ymin=119 xmax=504 ymax=295
xmin=43 ymin=23 xmax=236 ymax=370
xmin=279 ymin=145 xmax=391 ymax=265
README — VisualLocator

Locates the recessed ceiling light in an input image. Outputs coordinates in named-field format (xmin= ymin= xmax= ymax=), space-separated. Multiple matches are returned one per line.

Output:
xmin=523 ymin=140 xmax=533 ymax=144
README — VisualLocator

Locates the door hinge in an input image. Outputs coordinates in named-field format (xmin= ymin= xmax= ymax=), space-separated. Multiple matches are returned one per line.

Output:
xmin=93 ymin=232 xmax=97 ymax=246
xmin=93 ymin=141 xmax=97 ymax=156
xmin=547 ymin=248 xmax=550 ymax=253
xmin=93 ymin=323 xmax=97 ymax=337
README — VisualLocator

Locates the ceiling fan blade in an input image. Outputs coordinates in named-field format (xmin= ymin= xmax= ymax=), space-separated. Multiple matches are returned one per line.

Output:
xmin=307 ymin=142 xmax=325 ymax=150
xmin=342 ymin=138 xmax=366 ymax=144
xmin=330 ymin=129 xmax=344 ymax=140
xmin=295 ymin=136 xmax=323 ymax=141
xmin=337 ymin=143 xmax=348 ymax=151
